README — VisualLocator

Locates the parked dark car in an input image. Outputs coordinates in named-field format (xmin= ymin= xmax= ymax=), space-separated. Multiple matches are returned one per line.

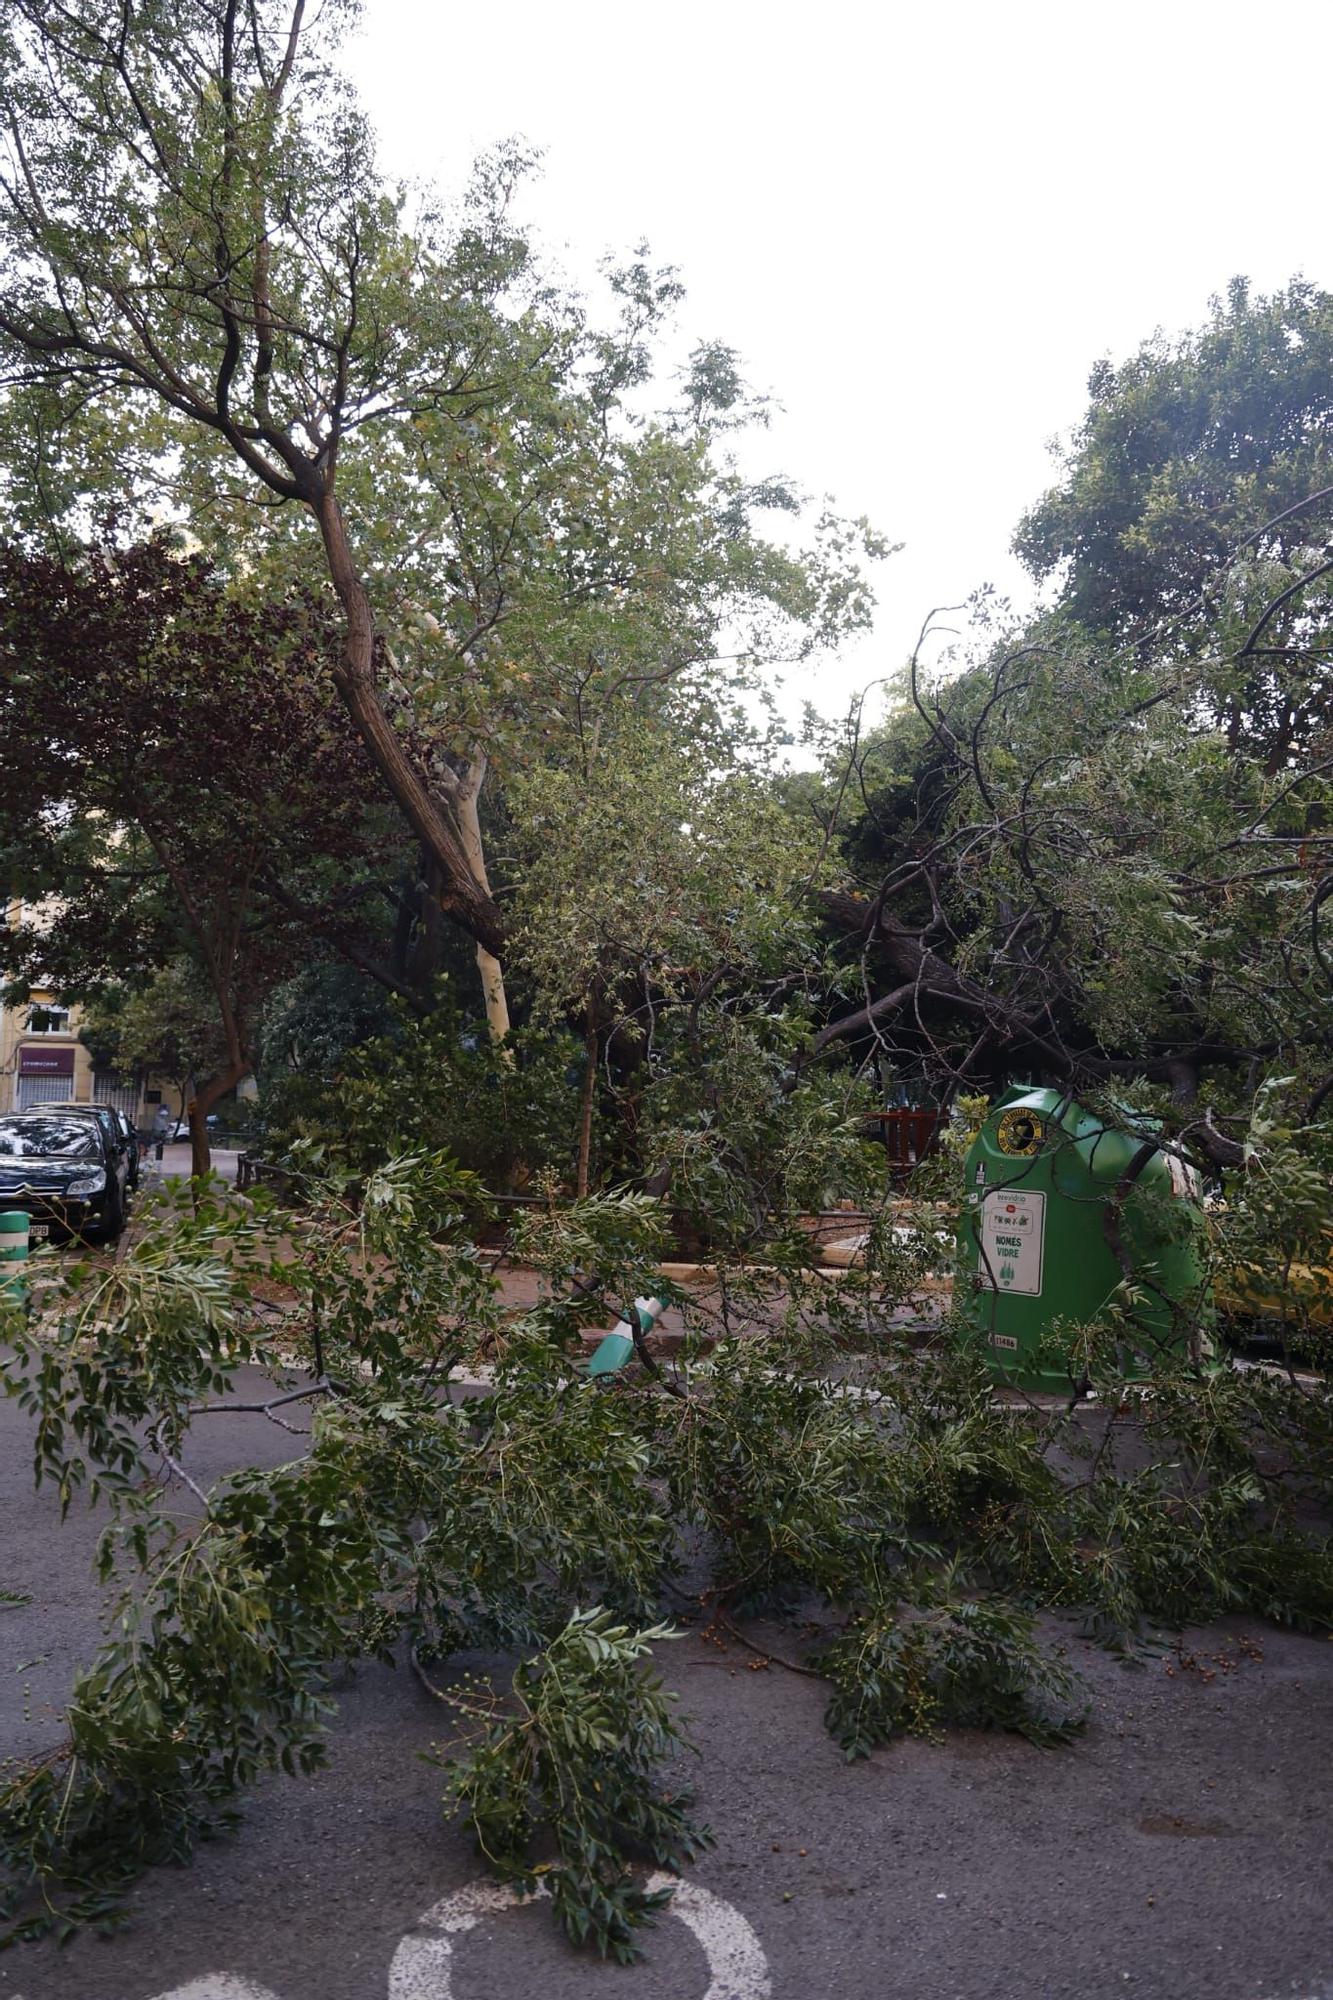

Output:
xmin=43 ymin=1102 xmax=140 ymax=1194
xmin=0 ymin=1110 xmax=130 ymax=1243
xmin=114 ymin=1108 xmax=141 ymax=1191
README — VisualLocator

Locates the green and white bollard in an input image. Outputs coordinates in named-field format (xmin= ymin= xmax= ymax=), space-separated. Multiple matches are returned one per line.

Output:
xmin=587 ymin=1296 xmax=667 ymax=1378
xmin=0 ymin=1210 xmax=30 ymax=1308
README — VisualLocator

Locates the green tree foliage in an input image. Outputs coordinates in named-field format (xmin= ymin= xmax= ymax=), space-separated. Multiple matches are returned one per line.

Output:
xmin=804 ymin=286 xmax=1329 ymax=1226
xmin=1016 ymin=276 xmax=1333 ymax=628
xmin=0 ymin=0 xmax=885 ymax=975
xmin=254 ymin=964 xmax=400 ymax=1086
xmin=0 ymin=0 xmax=519 ymax=947
xmin=0 ymin=67 xmax=1327 ymax=1971
xmin=80 ymin=963 xmax=226 ymax=1113
xmin=818 ymin=1588 xmax=1087 ymax=1759
xmin=253 ymin=1003 xmax=585 ymax=1190
xmin=812 ymin=565 xmax=1330 ymax=1241
xmin=434 ymin=1609 xmax=710 ymax=1962
xmin=0 ymin=537 xmax=404 ymax=1170
xmin=504 ymin=699 xmax=882 ymax=1222
xmin=1014 ymin=276 xmax=1333 ymax=767
xmin=254 ymin=688 xmax=885 ymax=1225
xmin=0 ymin=1162 xmax=1328 ymax=1956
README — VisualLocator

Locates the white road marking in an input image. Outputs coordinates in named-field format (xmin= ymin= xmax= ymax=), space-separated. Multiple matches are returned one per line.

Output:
xmin=388 ymin=1871 xmax=771 ymax=2000
xmin=148 ymin=1979 xmax=284 ymax=2000
xmin=658 ymin=1874 xmax=773 ymax=2000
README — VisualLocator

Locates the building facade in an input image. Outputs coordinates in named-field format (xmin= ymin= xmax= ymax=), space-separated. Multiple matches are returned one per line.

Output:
xmin=1 ymin=901 xmax=183 ymax=1124
xmin=0 ymin=990 xmax=168 ymax=1119
xmin=0 ymin=992 xmax=95 ymax=1111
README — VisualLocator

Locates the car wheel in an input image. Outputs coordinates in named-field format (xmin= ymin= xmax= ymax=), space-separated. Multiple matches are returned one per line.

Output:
xmin=100 ymin=1182 xmax=126 ymax=1243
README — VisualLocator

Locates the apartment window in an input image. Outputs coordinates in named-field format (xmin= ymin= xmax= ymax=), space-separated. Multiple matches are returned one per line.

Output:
xmin=27 ymin=1004 xmax=71 ymax=1035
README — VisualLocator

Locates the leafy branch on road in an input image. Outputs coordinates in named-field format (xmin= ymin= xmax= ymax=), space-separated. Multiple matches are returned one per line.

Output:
xmin=431 ymin=1608 xmax=711 ymax=1963
xmin=0 ymin=1164 xmax=1328 ymax=1958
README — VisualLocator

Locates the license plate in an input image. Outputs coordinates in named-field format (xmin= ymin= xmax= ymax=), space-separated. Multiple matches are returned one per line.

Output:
xmin=28 ymin=1223 xmax=50 ymax=1241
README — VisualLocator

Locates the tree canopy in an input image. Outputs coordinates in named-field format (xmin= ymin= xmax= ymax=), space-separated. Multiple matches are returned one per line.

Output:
xmin=0 ymin=12 xmax=1327 ymax=1970
xmin=1014 ymin=276 xmax=1333 ymax=769
xmin=0 ymin=0 xmax=884 ymax=978
xmin=0 ymin=537 xmax=401 ymax=1166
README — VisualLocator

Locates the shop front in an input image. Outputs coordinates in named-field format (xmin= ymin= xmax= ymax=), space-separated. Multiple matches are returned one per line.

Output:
xmin=14 ymin=1042 xmax=76 ymax=1110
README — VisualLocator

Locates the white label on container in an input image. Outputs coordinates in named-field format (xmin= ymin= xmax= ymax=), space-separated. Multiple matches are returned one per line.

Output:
xmin=977 ymin=1188 xmax=1046 ymax=1296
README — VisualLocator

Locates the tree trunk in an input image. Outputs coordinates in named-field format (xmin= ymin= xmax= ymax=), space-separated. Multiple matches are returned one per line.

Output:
xmin=454 ymin=752 xmax=511 ymax=1043
xmin=186 ymin=1099 xmax=212 ymax=1181
xmin=313 ymin=493 xmax=507 ymax=958
xmin=576 ymin=998 xmax=598 ymax=1198
xmin=475 ymin=941 xmax=511 ymax=1044
xmin=185 ymin=1058 xmax=249 ymax=1179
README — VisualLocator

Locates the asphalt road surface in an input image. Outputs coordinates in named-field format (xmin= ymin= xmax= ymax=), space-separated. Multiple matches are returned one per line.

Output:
xmin=2 ymin=1368 xmax=1330 ymax=2000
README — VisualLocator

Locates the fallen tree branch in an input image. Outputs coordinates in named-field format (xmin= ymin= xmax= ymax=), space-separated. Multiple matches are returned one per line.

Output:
xmin=189 ymin=1379 xmax=337 ymax=1430
xmin=707 ymin=1607 xmax=824 ymax=1679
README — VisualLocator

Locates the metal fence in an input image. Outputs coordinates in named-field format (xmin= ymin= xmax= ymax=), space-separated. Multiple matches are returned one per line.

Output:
xmin=93 ymin=1072 xmax=142 ymax=1120
xmin=14 ymin=1074 xmax=73 ymax=1110
xmin=867 ymin=1107 xmax=945 ymax=1174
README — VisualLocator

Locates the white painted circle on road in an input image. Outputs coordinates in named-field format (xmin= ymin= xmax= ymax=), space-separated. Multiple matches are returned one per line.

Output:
xmin=389 ymin=1871 xmax=771 ymax=2000
xmin=149 ymin=1978 xmax=284 ymax=2000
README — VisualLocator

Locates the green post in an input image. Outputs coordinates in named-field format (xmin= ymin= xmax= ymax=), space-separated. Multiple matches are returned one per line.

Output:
xmin=587 ymin=1297 xmax=667 ymax=1378
xmin=0 ymin=1210 xmax=30 ymax=1308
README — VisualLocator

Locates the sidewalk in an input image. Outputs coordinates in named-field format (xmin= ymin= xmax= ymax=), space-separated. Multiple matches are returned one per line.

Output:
xmin=142 ymin=1142 xmax=240 ymax=1185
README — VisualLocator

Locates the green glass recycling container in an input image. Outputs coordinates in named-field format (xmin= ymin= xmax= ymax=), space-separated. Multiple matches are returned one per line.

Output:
xmin=956 ymin=1088 xmax=1209 ymax=1391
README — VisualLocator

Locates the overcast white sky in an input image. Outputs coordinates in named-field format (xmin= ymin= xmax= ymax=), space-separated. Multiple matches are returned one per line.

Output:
xmin=350 ymin=0 xmax=1332 ymax=728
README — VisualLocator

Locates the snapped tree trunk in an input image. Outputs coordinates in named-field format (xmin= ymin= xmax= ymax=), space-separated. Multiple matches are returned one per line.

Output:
xmin=314 ymin=496 xmax=507 ymax=959
xmin=453 ymin=751 xmax=511 ymax=1044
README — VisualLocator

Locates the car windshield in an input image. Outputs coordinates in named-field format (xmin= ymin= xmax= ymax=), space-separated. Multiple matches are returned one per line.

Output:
xmin=0 ymin=1117 xmax=101 ymax=1159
